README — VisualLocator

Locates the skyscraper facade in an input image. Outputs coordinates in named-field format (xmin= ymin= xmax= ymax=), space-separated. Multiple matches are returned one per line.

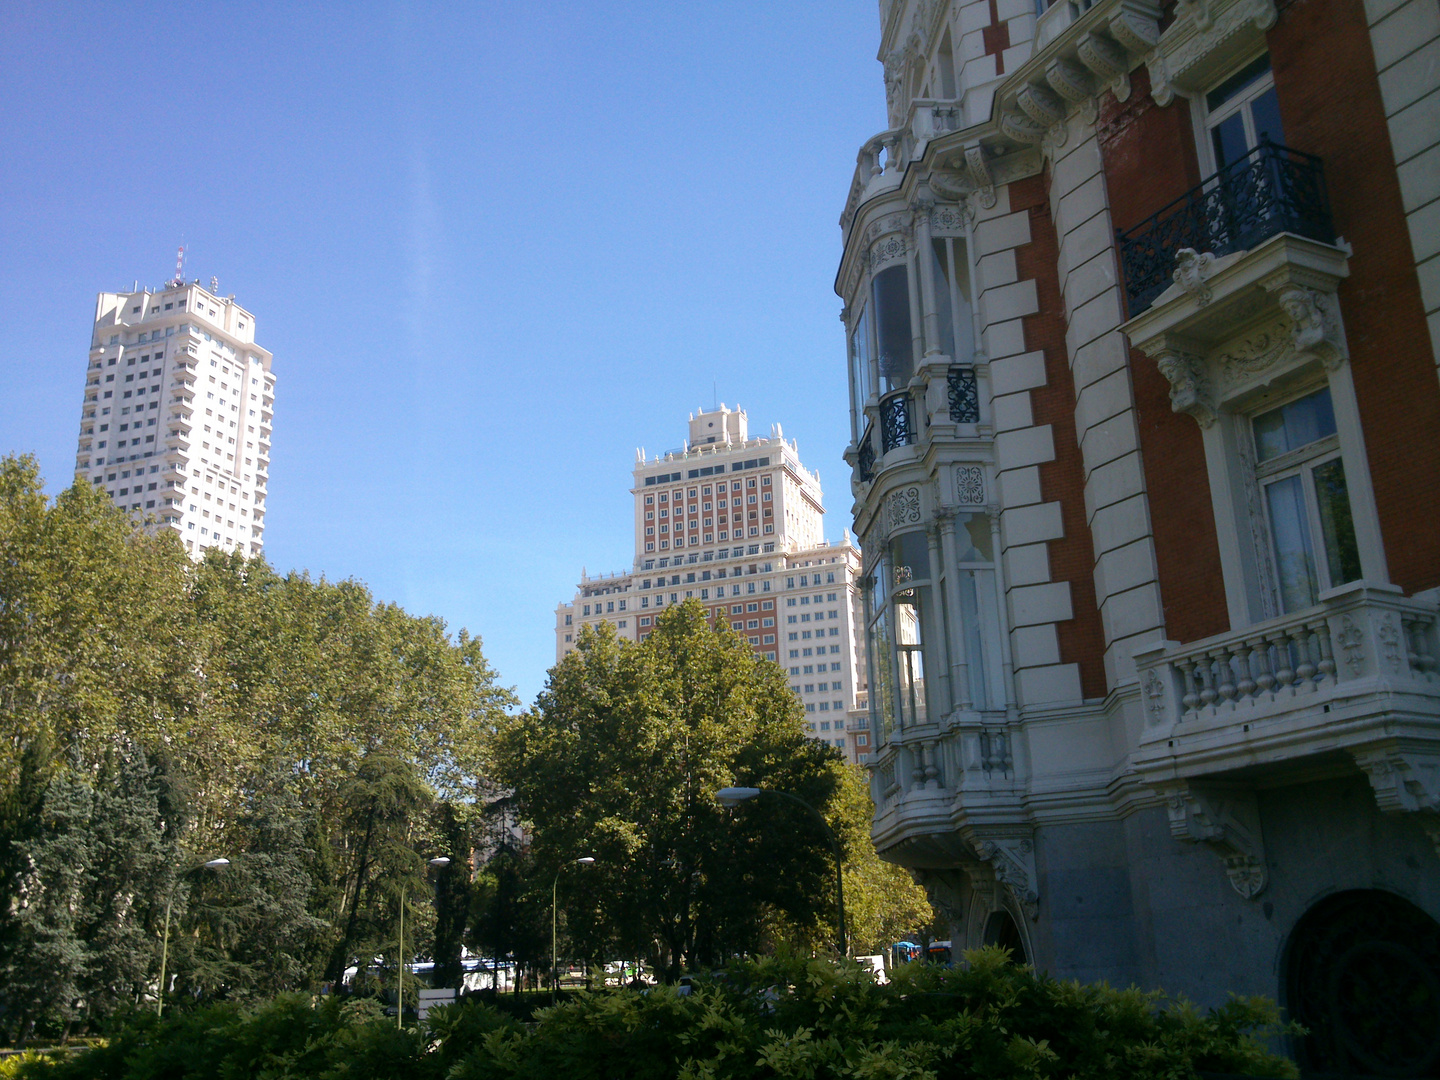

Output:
xmin=75 ymin=280 xmax=274 ymax=558
xmin=555 ymin=407 xmax=873 ymax=762
xmin=835 ymin=0 xmax=1439 ymax=1070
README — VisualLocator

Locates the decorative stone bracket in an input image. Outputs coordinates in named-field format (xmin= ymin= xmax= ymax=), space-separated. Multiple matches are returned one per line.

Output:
xmin=1353 ymin=746 xmax=1440 ymax=856
xmin=1147 ymin=0 xmax=1278 ymax=108
xmin=970 ymin=833 xmax=1040 ymax=920
xmin=1162 ymin=782 xmax=1268 ymax=898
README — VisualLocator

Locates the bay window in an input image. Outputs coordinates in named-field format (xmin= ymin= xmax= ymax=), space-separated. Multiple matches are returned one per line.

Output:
xmin=873 ymin=265 xmax=914 ymax=394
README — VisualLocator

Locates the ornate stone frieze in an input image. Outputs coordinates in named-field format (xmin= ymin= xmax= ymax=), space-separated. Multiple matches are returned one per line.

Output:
xmin=1217 ymin=320 xmax=1293 ymax=386
xmin=930 ymin=202 xmax=968 ymax=234
xmin=973 ymin=836 xmax=1039 ymax=920
xmin=1163 ymin=783 xmax=1268 ymax=898
xmin=1146 ymin=0 xmax=1278 ymax=107
xmin=870 ymin=233 xmax=908 ymax=272
xmin=954 ymin=465 xmax=985 ymax=505
xmin=887 ymin=485 xmax=923 ymax=528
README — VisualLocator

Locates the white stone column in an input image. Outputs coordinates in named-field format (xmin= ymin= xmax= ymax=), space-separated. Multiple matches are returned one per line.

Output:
xmin=938 ymin=509 xmax=974 ymax=710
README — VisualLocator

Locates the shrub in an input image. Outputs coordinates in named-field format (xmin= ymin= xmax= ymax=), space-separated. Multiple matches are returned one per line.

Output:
xmin=19 ymin=950 xmax=1298 ymax=1080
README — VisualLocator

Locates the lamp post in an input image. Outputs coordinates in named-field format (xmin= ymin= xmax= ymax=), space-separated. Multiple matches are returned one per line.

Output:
xmin=397 ymin=856 xmax=452 ymax=1029
xmin=157 ymin=857 xmax=229 ymax=1018
xmin=716 ymin=786 xmax=847 ymax=956
xmin=552 ymin=856 xmax=596 ymax=1003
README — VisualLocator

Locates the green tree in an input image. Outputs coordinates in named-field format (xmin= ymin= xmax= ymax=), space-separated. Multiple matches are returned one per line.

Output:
xmin=490 ymin=603 xmax=848 ymax=979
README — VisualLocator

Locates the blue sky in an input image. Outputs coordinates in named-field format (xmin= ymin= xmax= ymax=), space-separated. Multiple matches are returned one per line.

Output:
xmin=0 ymin=1 xmax=887 ymax=708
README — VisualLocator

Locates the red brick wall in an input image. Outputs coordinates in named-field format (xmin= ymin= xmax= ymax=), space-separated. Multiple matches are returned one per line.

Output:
xmin=1098 ymin=66 xmax=1231 ymax=644
xmin=1011 ymin=174 xmax=1109 ymax=699
xmin=1269 ymin=0 xmax=1440 ymax=595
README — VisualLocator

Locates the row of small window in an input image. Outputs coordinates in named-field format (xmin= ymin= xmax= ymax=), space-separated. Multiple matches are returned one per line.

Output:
xmin=806 ymin=721 xmax=855 ymax=740
xmin=641 ymin=458 xmax=772 ymax=487
xmin=790 ymin=646 xmax=843 ymax=658
xmin=787 ymin=628 xmax=841 ymax=641
xmin=785 ymin=611 xmax=840 ymax=624
xmin=647 ymin=583 xmax=770 ymax=604
xmin=802 ymin=702 xmax=846 ymax=713
xmin=640 ymin=545 xmax=773 ymax=570
xmin=642 ymin=564 xmax=773 ymax=588
xmin=645 ymin=476 xmax=771 ymax=503
xmin=647 ymin=526 xmax=772 ymax=550
xmin=790 ymin=663 xmax=844 ymax=675
xmin=794 ymin=680 xmax=843 ymax=694
xmin=785 ymin=574 xmax=837 ymax=588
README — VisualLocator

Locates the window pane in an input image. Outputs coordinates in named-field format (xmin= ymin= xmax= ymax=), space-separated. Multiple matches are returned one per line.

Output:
xmin=873 ymin=266 xmax=913 ymax=393
xmin=1312 ymin=458 xmax=1361 ymax=588
xmin=959 ymin=569 xmax=989 ymax=710
xmin=848 ymin=308 xmax=871 ymax=442
xmin=1253 ymin=387 xmax=1337 ymax=462
xmin=1266 ymin=475 xmax=1319 ymax=611
xmin=868 ymin=604 xmax=896 ymax=741
xmin=931 ymin=239 xmax=955 ymax=360
xmin=1250 ymin=86 xmax=1284 ymax=146
xmin=1211 ymin=112 xmax=1248 ymax=171
xmin=890 ymin=530 xmax=931 ymax=583
xmin=894 ymin=592 xmax=928 ymax=727
xmin=1205 ymin=53 xmax=1272 ymax=112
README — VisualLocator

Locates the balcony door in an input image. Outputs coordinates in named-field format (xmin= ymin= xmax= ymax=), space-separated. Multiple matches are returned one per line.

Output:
xmin=1203 ymin=53 xmax=1284 ymax=172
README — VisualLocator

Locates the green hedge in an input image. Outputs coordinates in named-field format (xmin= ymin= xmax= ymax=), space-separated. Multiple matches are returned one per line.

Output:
xmin=17 ymin=950 xmax=1298 ymax=1080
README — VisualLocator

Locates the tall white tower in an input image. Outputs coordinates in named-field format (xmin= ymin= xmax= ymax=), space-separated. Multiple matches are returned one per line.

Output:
xmin=554 ymin=405 xmax=874 ymax=762
xmin=74 ymin=278 xmax=274 ymax=558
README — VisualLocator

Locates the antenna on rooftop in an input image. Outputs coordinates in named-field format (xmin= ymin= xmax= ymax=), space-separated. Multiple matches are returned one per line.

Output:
xmin=210 ymin=276 xmax=219 ymax=295
xmin=167 ymin=246 xmax=186 ymax=289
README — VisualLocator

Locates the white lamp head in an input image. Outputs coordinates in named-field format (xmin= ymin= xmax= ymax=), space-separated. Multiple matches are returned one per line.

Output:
xmin=716 ymin=787 xmax=762 ymax=807
xmin=429 ymin=857 xmax=452 ymax=867
xmin=577 ymin=856 xmax=596 ymax=865
xmin=203 ymin=858 xmax=230 ymax=869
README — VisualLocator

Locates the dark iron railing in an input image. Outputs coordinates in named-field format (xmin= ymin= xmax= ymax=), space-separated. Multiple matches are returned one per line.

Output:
xmin=948 ymin=366 xmax=979 ymax=423
xmin=857 ymin=426 xmax=876 ymax=482
xmin=1117 ymin=138 xmax=1335 ymax=314
xmin=880 ymin=391 xmax=914 ymax=453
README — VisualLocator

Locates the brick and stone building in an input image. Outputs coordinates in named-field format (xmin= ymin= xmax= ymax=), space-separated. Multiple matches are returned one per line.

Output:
xmin=75 ymin=275 xmax=274 ymax=558
xmin=555 ymin=407 xmax=875 ymax=762
xmin=837 ymin=0 xmax=1439 ymax=1071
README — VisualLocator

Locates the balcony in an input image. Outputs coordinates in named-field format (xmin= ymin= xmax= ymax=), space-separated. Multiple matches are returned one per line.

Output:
xmin=856 ymin=426 xmax=876 ymax=482
xmin=1133 ymin=584 xmax=1440 ymax=793
xmin=879 ymin=390 xmax=915 ymax=453
xmin=1118 ymin=139 xmax=1335 ymax=315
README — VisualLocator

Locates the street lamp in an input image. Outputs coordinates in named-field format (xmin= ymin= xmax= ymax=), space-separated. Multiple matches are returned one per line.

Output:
xmin=397 ymin=856 xmax=452 ymax=1029
xmin=157 ymin=857 xmax=229 ymax=1017
xmin=552 ymin=856 xmax=596 ymax=1003
xmin=716 ymin=786 xmax=847 ymax=956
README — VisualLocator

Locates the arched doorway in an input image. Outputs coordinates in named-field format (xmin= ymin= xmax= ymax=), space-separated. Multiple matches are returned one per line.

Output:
xmin=1285 ymin=889 xmax=1440 ymax=1077
xmin=982 ymin=909 xmax=1028 ymax=965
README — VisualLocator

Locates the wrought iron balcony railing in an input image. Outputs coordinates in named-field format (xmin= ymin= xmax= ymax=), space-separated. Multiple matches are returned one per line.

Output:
xmin=948 ymin=366 xmax=979 ymax=423
xmin=1117 ymin=139 xmax=1336 ymax=314
xmin=880 ymin=391 xmax=914 ymax=453
xmin=857 ymin=426 xmax=876 ymax=482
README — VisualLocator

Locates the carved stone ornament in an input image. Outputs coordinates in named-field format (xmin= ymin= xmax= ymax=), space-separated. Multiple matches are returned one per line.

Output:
xmin=973 ymin=836 xmax=1039 ymax=920
xmin=954 ymin=465 xmax=985 ymax=505
xmin=930 ymin=201 xmax=968 ymax=234
xmin=1172 ymin=248 xmax=1216 ymax=306
xmin=965 ymin=147 xmax=997 ymax=210
xmin=1337 ymin=613 xmax=1366 ymax=677
xmin=1147 ymin=0 xmax=1279 ymax=107
xmin=1353 ymin=747 xmax=1440 ymax=820
xmin=1275 ymin=285 xmax=1347 ymax=371
xmin=1143 ymin=667 xmax=1167 ymax=725
xmin=887 ymin=486 xmax=923 ymax=527
xmin=928 ymin=168 xmax=970 ymax=203
xmin=1001 ymin=109 xmax=1048 ymax=145
xmin=1152 ymin=344 xmax=1217 ymax=427
xmin=1076 ymin=31 xmax=1131 ymax=102
xmin=1046 ymin=57 xmax=1094 ymax=103
xmin=1018 ymin=83 xmax=1066 ymax=127
xmin=1217 ymin=320 xmax=1294 ymax=386
xmin=869 ymin=234 xmax=908 ymax=273
xmin=1163 ymin=783 xmax=1268 ymax=898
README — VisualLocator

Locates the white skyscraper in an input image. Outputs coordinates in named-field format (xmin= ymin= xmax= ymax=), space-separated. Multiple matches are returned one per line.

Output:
xmin=74 ymin=276 xmax=274 ymax=558
xmin=555 ymin=406 xmax=874 ymax=762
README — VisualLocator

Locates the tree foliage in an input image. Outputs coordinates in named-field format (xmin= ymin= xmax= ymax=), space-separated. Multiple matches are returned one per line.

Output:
xmin=0 ymin=456 xmax=514 ymax=1038
xmin=490 ymin=605 xmax=859 ymax=978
